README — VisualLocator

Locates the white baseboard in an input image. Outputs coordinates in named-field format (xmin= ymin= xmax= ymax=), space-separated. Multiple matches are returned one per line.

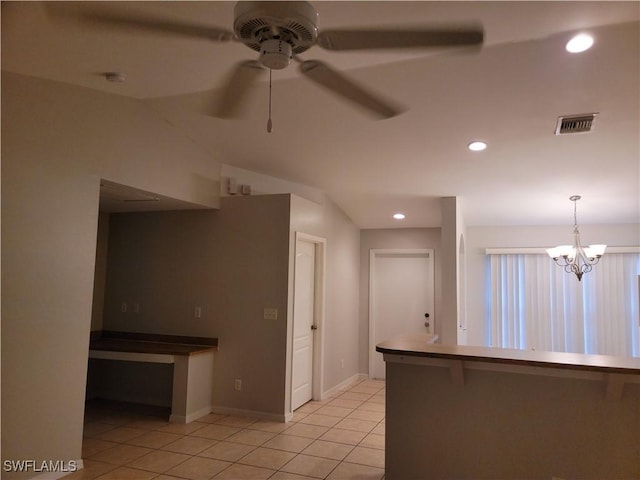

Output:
xmin=29 ymin=459 xmax=83 ymax=479
xmin=211 ymin=405 xmax=288 ymax=423
xmin=321 ymin=373 xmax=367 ymax=400
xmin=169 ymin=405 xmax=213 ymax=424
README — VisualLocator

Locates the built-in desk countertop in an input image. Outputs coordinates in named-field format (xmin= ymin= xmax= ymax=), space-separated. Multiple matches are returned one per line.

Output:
xmin=89 ymin=331 xmax=217 ymax=363
xmin=89 ymin=331 xmax=218 ymax=423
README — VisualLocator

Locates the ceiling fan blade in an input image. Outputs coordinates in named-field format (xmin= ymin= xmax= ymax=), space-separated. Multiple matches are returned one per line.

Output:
xmin=49 ymin=4 xmax=234 ymax=43
xmin=317 ymin=26 xmax=483 ymax=51
xmin=215 ymin=60 xmax=266 ymax=118
xmin=299 ymin=60 xmax=404 ymax=119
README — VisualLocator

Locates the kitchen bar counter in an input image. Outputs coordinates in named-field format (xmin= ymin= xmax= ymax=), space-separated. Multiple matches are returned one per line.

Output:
xmin=376 ymin=334 xmax=640 ymax=375
xmin=377 ymin=334 xmax=640 ymax=479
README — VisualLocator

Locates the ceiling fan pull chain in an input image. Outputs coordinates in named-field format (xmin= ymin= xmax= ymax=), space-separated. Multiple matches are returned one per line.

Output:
xmin=267 ymin=69 xmax=273 ymax=133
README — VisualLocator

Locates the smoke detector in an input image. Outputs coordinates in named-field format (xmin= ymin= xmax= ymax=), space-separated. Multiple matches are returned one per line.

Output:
xmin=555 ymin=113 xmax=598 ymax=135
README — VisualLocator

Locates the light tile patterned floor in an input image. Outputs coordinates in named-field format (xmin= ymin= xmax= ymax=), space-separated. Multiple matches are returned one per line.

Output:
xmin=66 ymin=378 xmax=385 ymax=480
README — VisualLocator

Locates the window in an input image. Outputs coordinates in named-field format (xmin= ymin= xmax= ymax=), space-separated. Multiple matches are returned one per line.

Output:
xmin=488 ymin=252 xmax=640 ymax=357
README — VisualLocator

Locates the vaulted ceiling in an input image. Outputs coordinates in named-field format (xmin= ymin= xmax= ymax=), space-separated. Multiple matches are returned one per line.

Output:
xmin=2 ymin=1 xmax=638 ymax=227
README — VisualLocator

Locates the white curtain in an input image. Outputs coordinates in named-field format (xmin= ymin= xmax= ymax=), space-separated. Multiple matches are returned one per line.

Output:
xmin=489 ymin=253 xmax=640 ymax=357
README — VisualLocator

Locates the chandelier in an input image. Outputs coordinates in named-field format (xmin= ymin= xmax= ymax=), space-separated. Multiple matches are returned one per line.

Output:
xmin=546 ymin=195 xmax=606 ymax=281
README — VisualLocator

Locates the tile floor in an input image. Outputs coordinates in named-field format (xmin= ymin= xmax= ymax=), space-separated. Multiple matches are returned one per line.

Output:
xmin=66 ymin=378 xmax=385 ymax=480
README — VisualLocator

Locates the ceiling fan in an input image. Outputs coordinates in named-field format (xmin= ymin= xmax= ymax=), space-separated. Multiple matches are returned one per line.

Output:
xmin=64 ymin=1 xmax=483 ymax=125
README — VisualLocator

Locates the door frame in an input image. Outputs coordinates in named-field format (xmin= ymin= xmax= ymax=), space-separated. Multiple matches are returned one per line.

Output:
xmin=368 ymin=248 xmax=435 ymax=379
xmin=457 ymin=234 xmax=468 ymax=344
xmin=291 ymin=232 xmax=326 ymax=408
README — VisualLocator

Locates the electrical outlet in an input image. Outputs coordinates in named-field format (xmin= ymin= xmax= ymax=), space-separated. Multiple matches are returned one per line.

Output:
xmin=234 ymin=379 xmax=242 ymax=391
xmin=133 ymin=303 xmax=140 ymax=314
xmin=194 ymin=306 xmax=202 ymax=319
xmin=263 ymin=308 xmax=278 ymax=320
xmin=120 ymin=302 xmax=127 ymax=313
xmin=340 ymin=359 xmax=344 ymax=369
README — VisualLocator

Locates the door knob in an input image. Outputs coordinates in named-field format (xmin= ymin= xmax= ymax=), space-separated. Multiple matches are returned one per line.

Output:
xmin=311 ymin=325 xmax=318 ymax=330
xmin=424 ymin=313 xmax=430 ymax=318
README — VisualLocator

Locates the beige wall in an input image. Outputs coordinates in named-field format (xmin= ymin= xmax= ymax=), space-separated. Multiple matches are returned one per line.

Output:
xmin=1 ymin=72 xmax=221 ymax=477
xmin=103 ymin=195 xmax=292 ymax=416
xmin=91 ymin=212 xmax=110 ymax=332
xmin=215 ymin=168 xmax=364 ymax=400
xmin=359 ymin=228 xmax=442 ymax=374
xmin=289 ymin=195 xmax=361 ymax=399
xmin=87 ymin=360 xmax=174 ymax=407
xmin=320 ymin=199 xmax=361 ymax=391
xmin=101 ymin=193 xmax=361 ymax=417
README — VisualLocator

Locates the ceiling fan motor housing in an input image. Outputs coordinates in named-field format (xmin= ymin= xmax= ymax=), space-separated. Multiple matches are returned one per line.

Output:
xmin=260 ymin=39 xmax=293 ymax=69
xmin=233 ymin=1 xmax=319 ymax=68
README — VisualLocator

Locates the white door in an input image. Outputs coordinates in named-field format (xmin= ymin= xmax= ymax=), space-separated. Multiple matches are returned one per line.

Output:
xmin=370 ymin=249 xmax=434 ymax=379
xmin=292 ymin=239 xmax=316 ymax=410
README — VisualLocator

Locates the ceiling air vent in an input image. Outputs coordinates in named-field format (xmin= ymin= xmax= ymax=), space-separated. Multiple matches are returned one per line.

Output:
xmin=555 ymin=113 xmax=598 ymax=135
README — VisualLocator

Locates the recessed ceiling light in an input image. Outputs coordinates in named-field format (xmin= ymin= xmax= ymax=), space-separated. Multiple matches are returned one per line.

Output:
xmin=393 ymin=213 xmax=406 ymax=220
xmin=468 ymin=141 xmax=487 ymax=151
xmin=566 ymin=33 xmax=594 ymax=53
